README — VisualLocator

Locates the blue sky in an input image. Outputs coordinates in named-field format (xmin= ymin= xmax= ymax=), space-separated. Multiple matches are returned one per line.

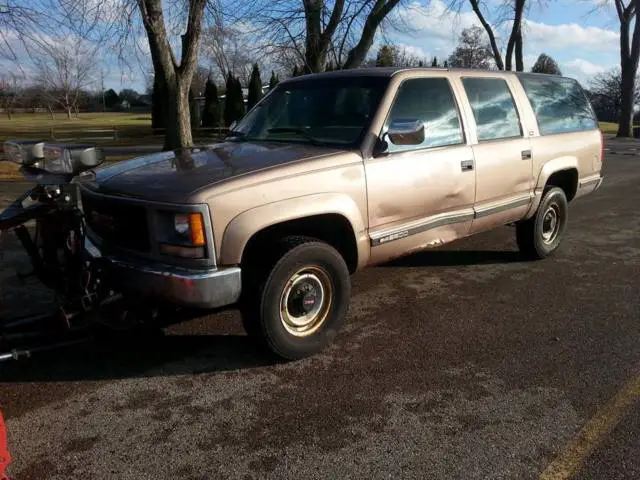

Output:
xmin=383 ymin=0 xmax=621 ymax=84
xmin=1 ymin=0 xmax=624 ymax=93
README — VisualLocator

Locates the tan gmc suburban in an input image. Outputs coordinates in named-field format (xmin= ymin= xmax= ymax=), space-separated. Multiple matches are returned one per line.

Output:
xmin=80 ymin=67 xmax=604 ymax=359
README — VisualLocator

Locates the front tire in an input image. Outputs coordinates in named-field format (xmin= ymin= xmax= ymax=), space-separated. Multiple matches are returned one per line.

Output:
xmin=516 ymin=187 xmax=568 ymax=259
xmin=241 ymin=238 xmax=351 ymax=360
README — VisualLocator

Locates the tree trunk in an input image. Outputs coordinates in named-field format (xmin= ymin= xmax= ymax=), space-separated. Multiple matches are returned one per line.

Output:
xmin=505 ymin=0 xmax=525 ymax=71
xmin=469 ymin=0 xmax=504 ymax=70
xmin=66 ymin=107 xmax=72 ymax=119
xmin=303 ymin=0 xmax=324 ymax=73
xmin=343 ymin=0 xmax=402 ymax=69
xmin=618 ymin=59 xmax=636 ymax=137
xmin=163 ymin=78 xmax=193 ymax=151
xmin=515 ymin=30 xmax=524 ymax=72
xmin=137 ymin=0 xmax=206 ymax=150
xmin=616 ymin=0 xmax=640 ymax=137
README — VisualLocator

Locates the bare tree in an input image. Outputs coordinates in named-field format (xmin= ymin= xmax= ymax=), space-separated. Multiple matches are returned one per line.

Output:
xmin=447 ymin=26 xmax=493 ymax=69
xmin=449 ymin=0 xmax=540 ymax=71
xmin=0 ymin=74 xmax=23 ymax=119
xmin=33 ymin=39 xmax=97 ymax=119
xmin=588 ymin=68 xmax=640 ymax=123
xmin=613 ymin=0 xmax=640 ymax=137
xmin=239 ymin=0 xmax=405 ymax=74
xmin=201 ymin=23 xmax=255 ymax=83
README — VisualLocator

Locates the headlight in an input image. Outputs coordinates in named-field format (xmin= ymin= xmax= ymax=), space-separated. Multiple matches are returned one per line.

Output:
xmin=158 ymin=211 xmax=207 ymax=259
xmin=43 ymin=143 xmax=105 ymax=175
xmin=3 ymin=140 xmax=45 ymax=166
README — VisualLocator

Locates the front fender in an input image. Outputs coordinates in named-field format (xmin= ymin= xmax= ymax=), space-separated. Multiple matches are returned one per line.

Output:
xmin=220 ymin=193 xmax=369 ymax=268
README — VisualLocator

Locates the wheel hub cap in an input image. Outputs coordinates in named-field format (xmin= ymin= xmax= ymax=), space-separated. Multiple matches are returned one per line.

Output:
xmin=541 ymin=204 xmax=560 ymax=244
xmin=280 ymin=267 xmax=333 ymax=337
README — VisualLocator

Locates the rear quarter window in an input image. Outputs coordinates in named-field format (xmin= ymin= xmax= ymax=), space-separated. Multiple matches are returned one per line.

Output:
xmin=518 ymin=75 xmax=598 ymax=136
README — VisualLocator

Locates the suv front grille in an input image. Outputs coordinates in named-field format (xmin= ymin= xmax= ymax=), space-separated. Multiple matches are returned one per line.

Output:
xmin=81 ymin=192 xmax=150 ymax=253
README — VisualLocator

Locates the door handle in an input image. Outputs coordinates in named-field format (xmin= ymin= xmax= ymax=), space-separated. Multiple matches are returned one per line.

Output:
xmin=461 ymin=160 xmax=474 ymax=172
xmin=521 ymin=150 xmax=532 ymax=160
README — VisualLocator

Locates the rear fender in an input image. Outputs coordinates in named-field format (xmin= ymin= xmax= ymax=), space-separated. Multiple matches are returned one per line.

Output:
xmin=524 ymin=156 xmax=578 ymax=219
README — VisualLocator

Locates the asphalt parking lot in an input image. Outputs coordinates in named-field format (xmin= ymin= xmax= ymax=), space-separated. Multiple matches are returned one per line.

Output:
xmin=1 ymin=138 xmax=639 ymax=480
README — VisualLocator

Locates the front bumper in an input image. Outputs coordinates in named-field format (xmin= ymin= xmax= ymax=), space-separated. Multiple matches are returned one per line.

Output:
xmin=85 ymin=237 xmax=241 ymax=309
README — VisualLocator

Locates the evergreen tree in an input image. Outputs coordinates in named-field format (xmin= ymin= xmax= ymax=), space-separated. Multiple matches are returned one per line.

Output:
xmin=269 ymin=71 xmax=280 ymax=89
xmin=224 ymin=72 xmax=238 ymax=127
xmin=233 ymin=75 xmax=245 ymax=120
xmin=431 ymin=57 xmax=438 ymax=67
xmin=444 ymin=60 xmax=449 ymax=68
xmin=201 ymin=77 xmax=220 ymax=127
xmin=188 ymin=87 xmax=199 ymax=129
xmin=376 ymin=45 xmax=395 ymax=67
xmin=247 ymin=63 xmax=263 ymax=110
xmin=418 ymin=60 xmax=424 ymax=67
xmin=531 ymin=53 xmax=562 ymax=75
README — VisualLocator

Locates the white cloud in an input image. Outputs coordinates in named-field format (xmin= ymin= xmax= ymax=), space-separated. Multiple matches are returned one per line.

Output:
xmin=563 ymin=58 xmax=611 ymax=77
xmin=523 ymin=19 xmax=618 ymax=52
xmin=390 ymin=0 xmax=485 ymax=50
xmin=395 ymin=43 xmax=429 ymax=59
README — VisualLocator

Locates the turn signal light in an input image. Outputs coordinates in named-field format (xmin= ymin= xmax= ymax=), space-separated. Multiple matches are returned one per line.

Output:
xmin=188 ymin=213 xmax=206 ymax=246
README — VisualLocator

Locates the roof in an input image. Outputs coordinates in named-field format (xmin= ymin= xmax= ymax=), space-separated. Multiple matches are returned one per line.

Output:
xmin=279 ymin=67 xmax=572 ymax=84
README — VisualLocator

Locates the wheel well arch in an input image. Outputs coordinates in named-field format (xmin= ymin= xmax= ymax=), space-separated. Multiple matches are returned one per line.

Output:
xmin=545 ymin=168 xmax=578 ymax=201
xmin=241 ymin=214 xmax=359 ymax=273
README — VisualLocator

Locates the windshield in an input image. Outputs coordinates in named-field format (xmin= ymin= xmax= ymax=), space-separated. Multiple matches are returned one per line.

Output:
xmin=229 ymin=76 xmax=390 ymax=148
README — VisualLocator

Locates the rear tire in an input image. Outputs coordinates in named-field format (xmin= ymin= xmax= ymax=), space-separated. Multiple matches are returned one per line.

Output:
xmin=241 ymin=237 xmax=350 ymax=360
xmin=516 ymin=187 xmax=568 ymax=260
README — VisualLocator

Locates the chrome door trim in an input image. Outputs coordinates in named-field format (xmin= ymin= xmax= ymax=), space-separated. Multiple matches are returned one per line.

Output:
xmin=370 ymin=209 xmax=475 ymax=246
xmin=473 ymin=194 xmax=533 ymax=219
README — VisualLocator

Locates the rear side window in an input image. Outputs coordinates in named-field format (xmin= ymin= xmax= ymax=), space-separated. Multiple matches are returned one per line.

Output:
xmin=518 ymin=75 xmax=598 ymax=135
xmin=385 ymin=77 xmax=464 ymax=153
xmin=462 ymin=77 xmax=522 ymax=141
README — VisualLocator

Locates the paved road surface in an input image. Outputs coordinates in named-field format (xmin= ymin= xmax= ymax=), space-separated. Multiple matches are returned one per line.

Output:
xmin=1 ymin=139 xmax=639 ymax=479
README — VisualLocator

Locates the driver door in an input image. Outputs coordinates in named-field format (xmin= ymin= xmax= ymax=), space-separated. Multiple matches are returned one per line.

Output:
xmin=365 ymin=76 xmax=476 ymax=265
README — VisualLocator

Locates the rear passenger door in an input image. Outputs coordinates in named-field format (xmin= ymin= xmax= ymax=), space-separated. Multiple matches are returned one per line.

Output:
xmin=458 ymin=76 xmax=534 ymax=234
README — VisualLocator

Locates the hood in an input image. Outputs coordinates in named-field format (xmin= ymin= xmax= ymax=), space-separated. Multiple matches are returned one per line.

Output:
xmin=83 ymin=141 xmax=346 ymax=203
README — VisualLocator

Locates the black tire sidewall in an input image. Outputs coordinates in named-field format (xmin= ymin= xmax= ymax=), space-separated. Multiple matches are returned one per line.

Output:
xmin=259 ymin=242 xmax=350 ymax=360
xmin=533 ymin=187 xmax=568 ymax=257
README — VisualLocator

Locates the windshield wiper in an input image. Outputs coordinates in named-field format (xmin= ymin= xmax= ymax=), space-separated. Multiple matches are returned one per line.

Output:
xmin=225 ymin=130 xmax=247 ymax=140
xmin=266 ymin=127 xmax=325 ymax=145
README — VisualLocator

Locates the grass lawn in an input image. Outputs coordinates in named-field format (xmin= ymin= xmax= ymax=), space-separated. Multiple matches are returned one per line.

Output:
xmin=0 ymin=112 xmax=158 ymax=147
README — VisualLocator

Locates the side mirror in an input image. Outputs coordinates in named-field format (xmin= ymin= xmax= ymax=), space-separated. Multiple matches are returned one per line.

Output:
xmin=387 ymin=119 xmax=425 ymax=146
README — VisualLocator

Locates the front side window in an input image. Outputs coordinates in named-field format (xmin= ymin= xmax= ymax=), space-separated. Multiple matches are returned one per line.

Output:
xmin=462 ymin=77 xmax=522 ymax=141
xmin=230 ymin=76 xmax=389 ymax=147
xmin=384 ymin=78 xmax=464 ymax=153
xmin=518 ymin=74 xmax=598 ymax=135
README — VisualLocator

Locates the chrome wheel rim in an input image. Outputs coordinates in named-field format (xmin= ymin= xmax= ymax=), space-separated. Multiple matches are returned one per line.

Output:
xmin=280 ymin=266 xmax=333 ymax=337
xmin=541 ymin=204 xmax=560 ymax=244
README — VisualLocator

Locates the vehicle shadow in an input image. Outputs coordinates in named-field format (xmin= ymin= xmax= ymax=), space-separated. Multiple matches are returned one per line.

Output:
xmin=381 ymin=249 xmax=526 ymax=268
xmin=0 ymin=331 xmax=282 ymax=383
